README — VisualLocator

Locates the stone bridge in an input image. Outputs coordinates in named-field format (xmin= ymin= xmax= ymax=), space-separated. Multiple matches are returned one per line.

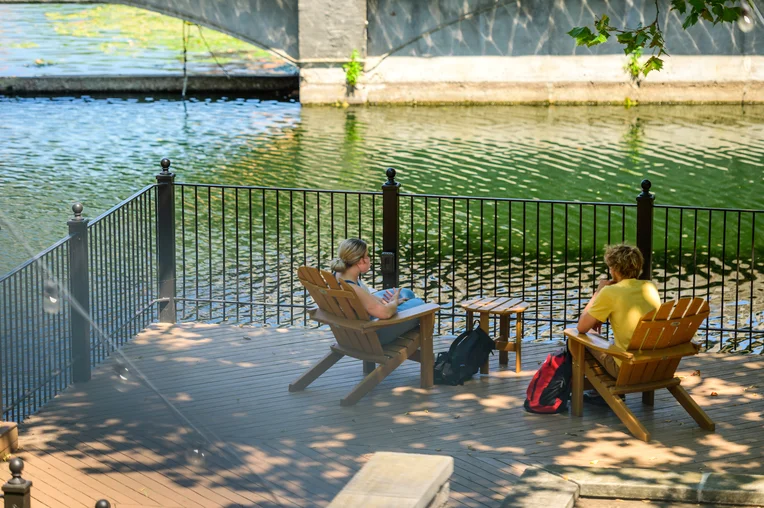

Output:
xmin=2 ymin=0 xmax=763 ymax=103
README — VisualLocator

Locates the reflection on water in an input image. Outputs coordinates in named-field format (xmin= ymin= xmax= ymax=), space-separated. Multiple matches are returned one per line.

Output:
xmin=1 ymin=98 xmax=762 ymax=351
xmin=2 ymin=98 xmax=763 ymax=274
xmin=0 ymin=4 xmax=296 ymax=76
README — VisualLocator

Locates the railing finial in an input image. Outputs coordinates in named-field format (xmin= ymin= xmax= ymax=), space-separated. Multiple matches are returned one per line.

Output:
xmin=7 ymin=458 xmax=24 ymax=485
xmin=95 ymin=500 xmax=111 ymax=508
xmin=72 ymin=202 xmax=84 ymax=220
xmin=385 ymin=167 xmax=397 ymax=186
xmin=640 ymin=179 xmax=652 ymax=197
xmin=160 ymin=157 xmax=172 ymax=173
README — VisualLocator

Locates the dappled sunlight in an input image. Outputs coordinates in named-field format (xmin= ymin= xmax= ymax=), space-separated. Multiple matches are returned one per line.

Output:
xmin=13 ymin=323 xmax=764 ymax=506
xmin=477 ymin=393 xmax=522 ymax=410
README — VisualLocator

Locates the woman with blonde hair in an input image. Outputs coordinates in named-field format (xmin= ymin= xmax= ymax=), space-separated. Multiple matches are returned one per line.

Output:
xmin=330 ymin=238 xmax=425 ymax=344
xmin=576 ymin=244 xmax=661 ymax=402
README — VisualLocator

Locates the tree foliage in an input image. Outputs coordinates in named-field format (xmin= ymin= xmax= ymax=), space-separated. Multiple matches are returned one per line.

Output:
xmin=568 ymin=0 xmax=745 ymax=78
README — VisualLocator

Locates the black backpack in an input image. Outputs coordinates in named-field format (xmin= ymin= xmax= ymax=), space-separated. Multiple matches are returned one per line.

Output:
xmin=434 ymin=325 xmax=495 ymax=386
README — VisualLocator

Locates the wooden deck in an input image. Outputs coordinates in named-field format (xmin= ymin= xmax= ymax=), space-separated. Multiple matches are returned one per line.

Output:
xmin=16 ymin=323 xmax=764 ymax=507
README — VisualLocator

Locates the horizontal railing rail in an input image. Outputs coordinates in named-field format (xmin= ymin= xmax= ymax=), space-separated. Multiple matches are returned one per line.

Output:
xmin=0 ymin=183 xmax=160 ymax=422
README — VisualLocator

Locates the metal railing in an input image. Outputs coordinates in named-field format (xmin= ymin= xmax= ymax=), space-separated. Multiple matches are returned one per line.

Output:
xmin=0 ymin=184 xmax=159 ymax=422
xmin=1 ymin=159 xmax=761 ymax=422
xmin=170 ymin=167 xmax=762 ymax=353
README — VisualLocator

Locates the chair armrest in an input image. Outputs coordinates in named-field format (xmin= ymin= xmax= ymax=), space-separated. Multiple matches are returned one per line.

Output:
xmin=362 ymin=303 xmax=441 ymax=330
xmin=563 ymin=328 xmax=634 ymax=361
xmin=308 ymin=308 xmax=367 ymax=330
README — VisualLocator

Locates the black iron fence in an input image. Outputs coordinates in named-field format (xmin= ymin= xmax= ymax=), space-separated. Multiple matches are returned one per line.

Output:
xmin=170 ymin=165 xmax=763 ymax=353
xmin=0 ymin=185 xmax=158 ymax=422
xmin=1 ymin=159 xmax=762 ymax=422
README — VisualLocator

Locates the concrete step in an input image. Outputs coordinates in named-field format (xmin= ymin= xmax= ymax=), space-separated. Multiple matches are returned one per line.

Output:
xmin=0 ymin=422 xmax=18 ymax=457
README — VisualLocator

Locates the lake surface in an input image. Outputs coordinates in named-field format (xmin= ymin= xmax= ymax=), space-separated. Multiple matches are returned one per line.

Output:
xmin=0 ymin=4 xmax=296 ymax=76
xmin=1 ymin=97 xmax=763 ymax=275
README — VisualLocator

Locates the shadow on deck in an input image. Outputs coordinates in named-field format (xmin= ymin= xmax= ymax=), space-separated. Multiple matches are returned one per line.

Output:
xmin=15 ymin=323 xmax=764 ymax=507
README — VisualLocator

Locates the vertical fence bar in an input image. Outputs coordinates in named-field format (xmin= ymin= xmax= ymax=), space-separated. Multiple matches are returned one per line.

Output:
xmin=156 ymin=158 xmax=176 ymax=323
xmin=67 ymin=203 xmax=91 ymax=383
xmin=636 ymin=179 xmax=654 ymax=280
xmin=381 ymin=168 xmax=400 ymax=289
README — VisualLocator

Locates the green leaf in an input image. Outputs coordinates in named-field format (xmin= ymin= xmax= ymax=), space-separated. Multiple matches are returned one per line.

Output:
xmin=616 ymin=32 xmax=634 ymax=44
xmin=700 ymin=9 xmax=714 ymax=22
xmin=683 ymin=12 xmax=700 ymax=28
xmin=642 ymin=56 xmax=664 ymax=76
xmin=711 ymin=4 xmax=724 ymax=18
xmin=721 ymin=6 xmax=741 ymax=22
xmin=688 ymin=0 xmax=706 ymax=11
xmin=588 ymin=32 xmax=609 ymax=46
xmin=634 ymin=32 xmax=648 ymax=47
xmin=568 ymin=26 xmax=596 ymax=46
xmin=671 ymin=0 xmax=687 ymax=14
xmin=595 ymin=14 xmax=610 ymax=32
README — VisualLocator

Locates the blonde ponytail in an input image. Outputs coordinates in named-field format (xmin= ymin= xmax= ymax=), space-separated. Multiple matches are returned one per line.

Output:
xmin=331 ymin=238 xmax=367 ymax=272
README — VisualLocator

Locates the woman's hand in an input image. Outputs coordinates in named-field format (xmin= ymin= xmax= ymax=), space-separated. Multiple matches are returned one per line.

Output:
xmin=382 ymin=289 xmax=406 ymax=304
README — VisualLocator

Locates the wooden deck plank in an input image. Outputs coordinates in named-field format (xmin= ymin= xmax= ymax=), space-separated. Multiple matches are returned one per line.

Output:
xmin=13 ymin=322 xmax=764 ymax=507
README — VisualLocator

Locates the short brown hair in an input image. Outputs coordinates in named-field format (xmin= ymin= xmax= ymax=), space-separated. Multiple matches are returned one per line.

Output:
xmin=604 ymin=244 xmax=644 ymax=280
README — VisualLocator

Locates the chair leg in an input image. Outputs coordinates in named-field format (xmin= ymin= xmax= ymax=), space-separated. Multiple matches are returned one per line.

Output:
xmin=341 ymin=350 xmax=408 ymax=406
xmin=601 ymin=388 xmax=651 ymax=442
xmin=668 ymin=385 xmax=716 ymax=431
xmin=642 ymin=390 xmax=655 ymax=406
xmin=569 ymin=340 xmax=585 ymax=417
xmin=419 ymin=313 xmax=435 ymax=389
xmin=289 ymin=351 xmax=344 ymax=392
xmin=582 ymin=364 xmax=650 ymax=441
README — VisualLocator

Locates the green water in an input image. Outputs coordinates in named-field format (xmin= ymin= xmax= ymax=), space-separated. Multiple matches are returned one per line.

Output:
xmin=2 ymin=98 xmax=763 ymax=276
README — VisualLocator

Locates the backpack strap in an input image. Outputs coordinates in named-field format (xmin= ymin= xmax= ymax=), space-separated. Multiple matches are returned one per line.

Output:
xmin=448 ymin=327 xmax=474 ymax=358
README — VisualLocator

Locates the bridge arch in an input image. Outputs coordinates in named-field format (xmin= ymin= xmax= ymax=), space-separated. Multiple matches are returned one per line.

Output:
xmin=3 ymin=0 xmax=299 ymax=61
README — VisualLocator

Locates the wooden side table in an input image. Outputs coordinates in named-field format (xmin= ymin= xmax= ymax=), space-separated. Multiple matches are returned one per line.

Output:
xmin=461 ymin=297 xmax=529 ymax=374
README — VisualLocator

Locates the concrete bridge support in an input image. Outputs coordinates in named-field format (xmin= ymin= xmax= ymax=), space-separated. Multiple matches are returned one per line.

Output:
xmin=298 ymin=0 xmax=367 ymax=104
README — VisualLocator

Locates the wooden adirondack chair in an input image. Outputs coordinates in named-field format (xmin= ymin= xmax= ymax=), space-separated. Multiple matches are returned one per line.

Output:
xmin=564 ymin=297 xmax=715 ymax=442
xmin=289 ymin=266 xmax=440 ymax=406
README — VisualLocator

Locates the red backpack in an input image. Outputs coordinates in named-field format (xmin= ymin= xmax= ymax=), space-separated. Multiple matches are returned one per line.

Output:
xmin=523 ymin=348 xmax=572 ymax=414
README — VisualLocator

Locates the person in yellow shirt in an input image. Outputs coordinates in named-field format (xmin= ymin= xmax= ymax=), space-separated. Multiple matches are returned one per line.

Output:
xmin=576 ymin=244 xmax=662 ymax=383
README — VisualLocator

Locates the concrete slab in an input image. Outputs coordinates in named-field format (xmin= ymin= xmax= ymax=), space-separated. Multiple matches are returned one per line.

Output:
xmin=701 ymin=473 xmax=764 ymax=506
xmin=501 ymin=467 xmax=579 ymax=508
xmin=548 ymin=466 xmax=764 ymax=507
xmin=328 ymin=452 xmax=453 ymax=508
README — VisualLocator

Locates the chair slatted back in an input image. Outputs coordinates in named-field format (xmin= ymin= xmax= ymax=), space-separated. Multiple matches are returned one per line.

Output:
xmin=615 ymin=298 xmax=709 ymax=387
xmin=297 ymin=266 xmax=384 ymax=356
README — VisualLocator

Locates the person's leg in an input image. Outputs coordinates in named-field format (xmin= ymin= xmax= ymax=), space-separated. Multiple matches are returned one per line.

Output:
xmin=374 ymin=296 xmax=426 ymax=345
xmin=587 ymin=347 xmax=620 ymax=379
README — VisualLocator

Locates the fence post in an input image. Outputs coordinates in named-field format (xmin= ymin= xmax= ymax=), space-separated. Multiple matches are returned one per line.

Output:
xmin=381 ymin=167 xmax=400 ymax=289
xmin=68 ymin=203 xmax=91 ymax=383
xmin=156 ymin=158 xmax=177 ymax=323
xmin=3 ymin=458 xmax=32 ymax=508
xmin=636 ymin=179 xmax=654 ymax=281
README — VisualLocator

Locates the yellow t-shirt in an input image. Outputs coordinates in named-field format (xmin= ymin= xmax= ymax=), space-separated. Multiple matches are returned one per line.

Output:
xmin=587 ymin=279 xmax=661 ymax=364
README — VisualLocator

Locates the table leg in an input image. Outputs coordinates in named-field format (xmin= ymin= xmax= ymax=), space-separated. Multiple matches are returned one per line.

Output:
xmin=479 ymin=313 xmax=490 ymax=374
xmin=498 ymin=315 xmax=509 ymax=366
xmin=515 ymin=313 xmax=523 ymax=373
xmin=466 ymin=311 xmax=474 ymax=331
